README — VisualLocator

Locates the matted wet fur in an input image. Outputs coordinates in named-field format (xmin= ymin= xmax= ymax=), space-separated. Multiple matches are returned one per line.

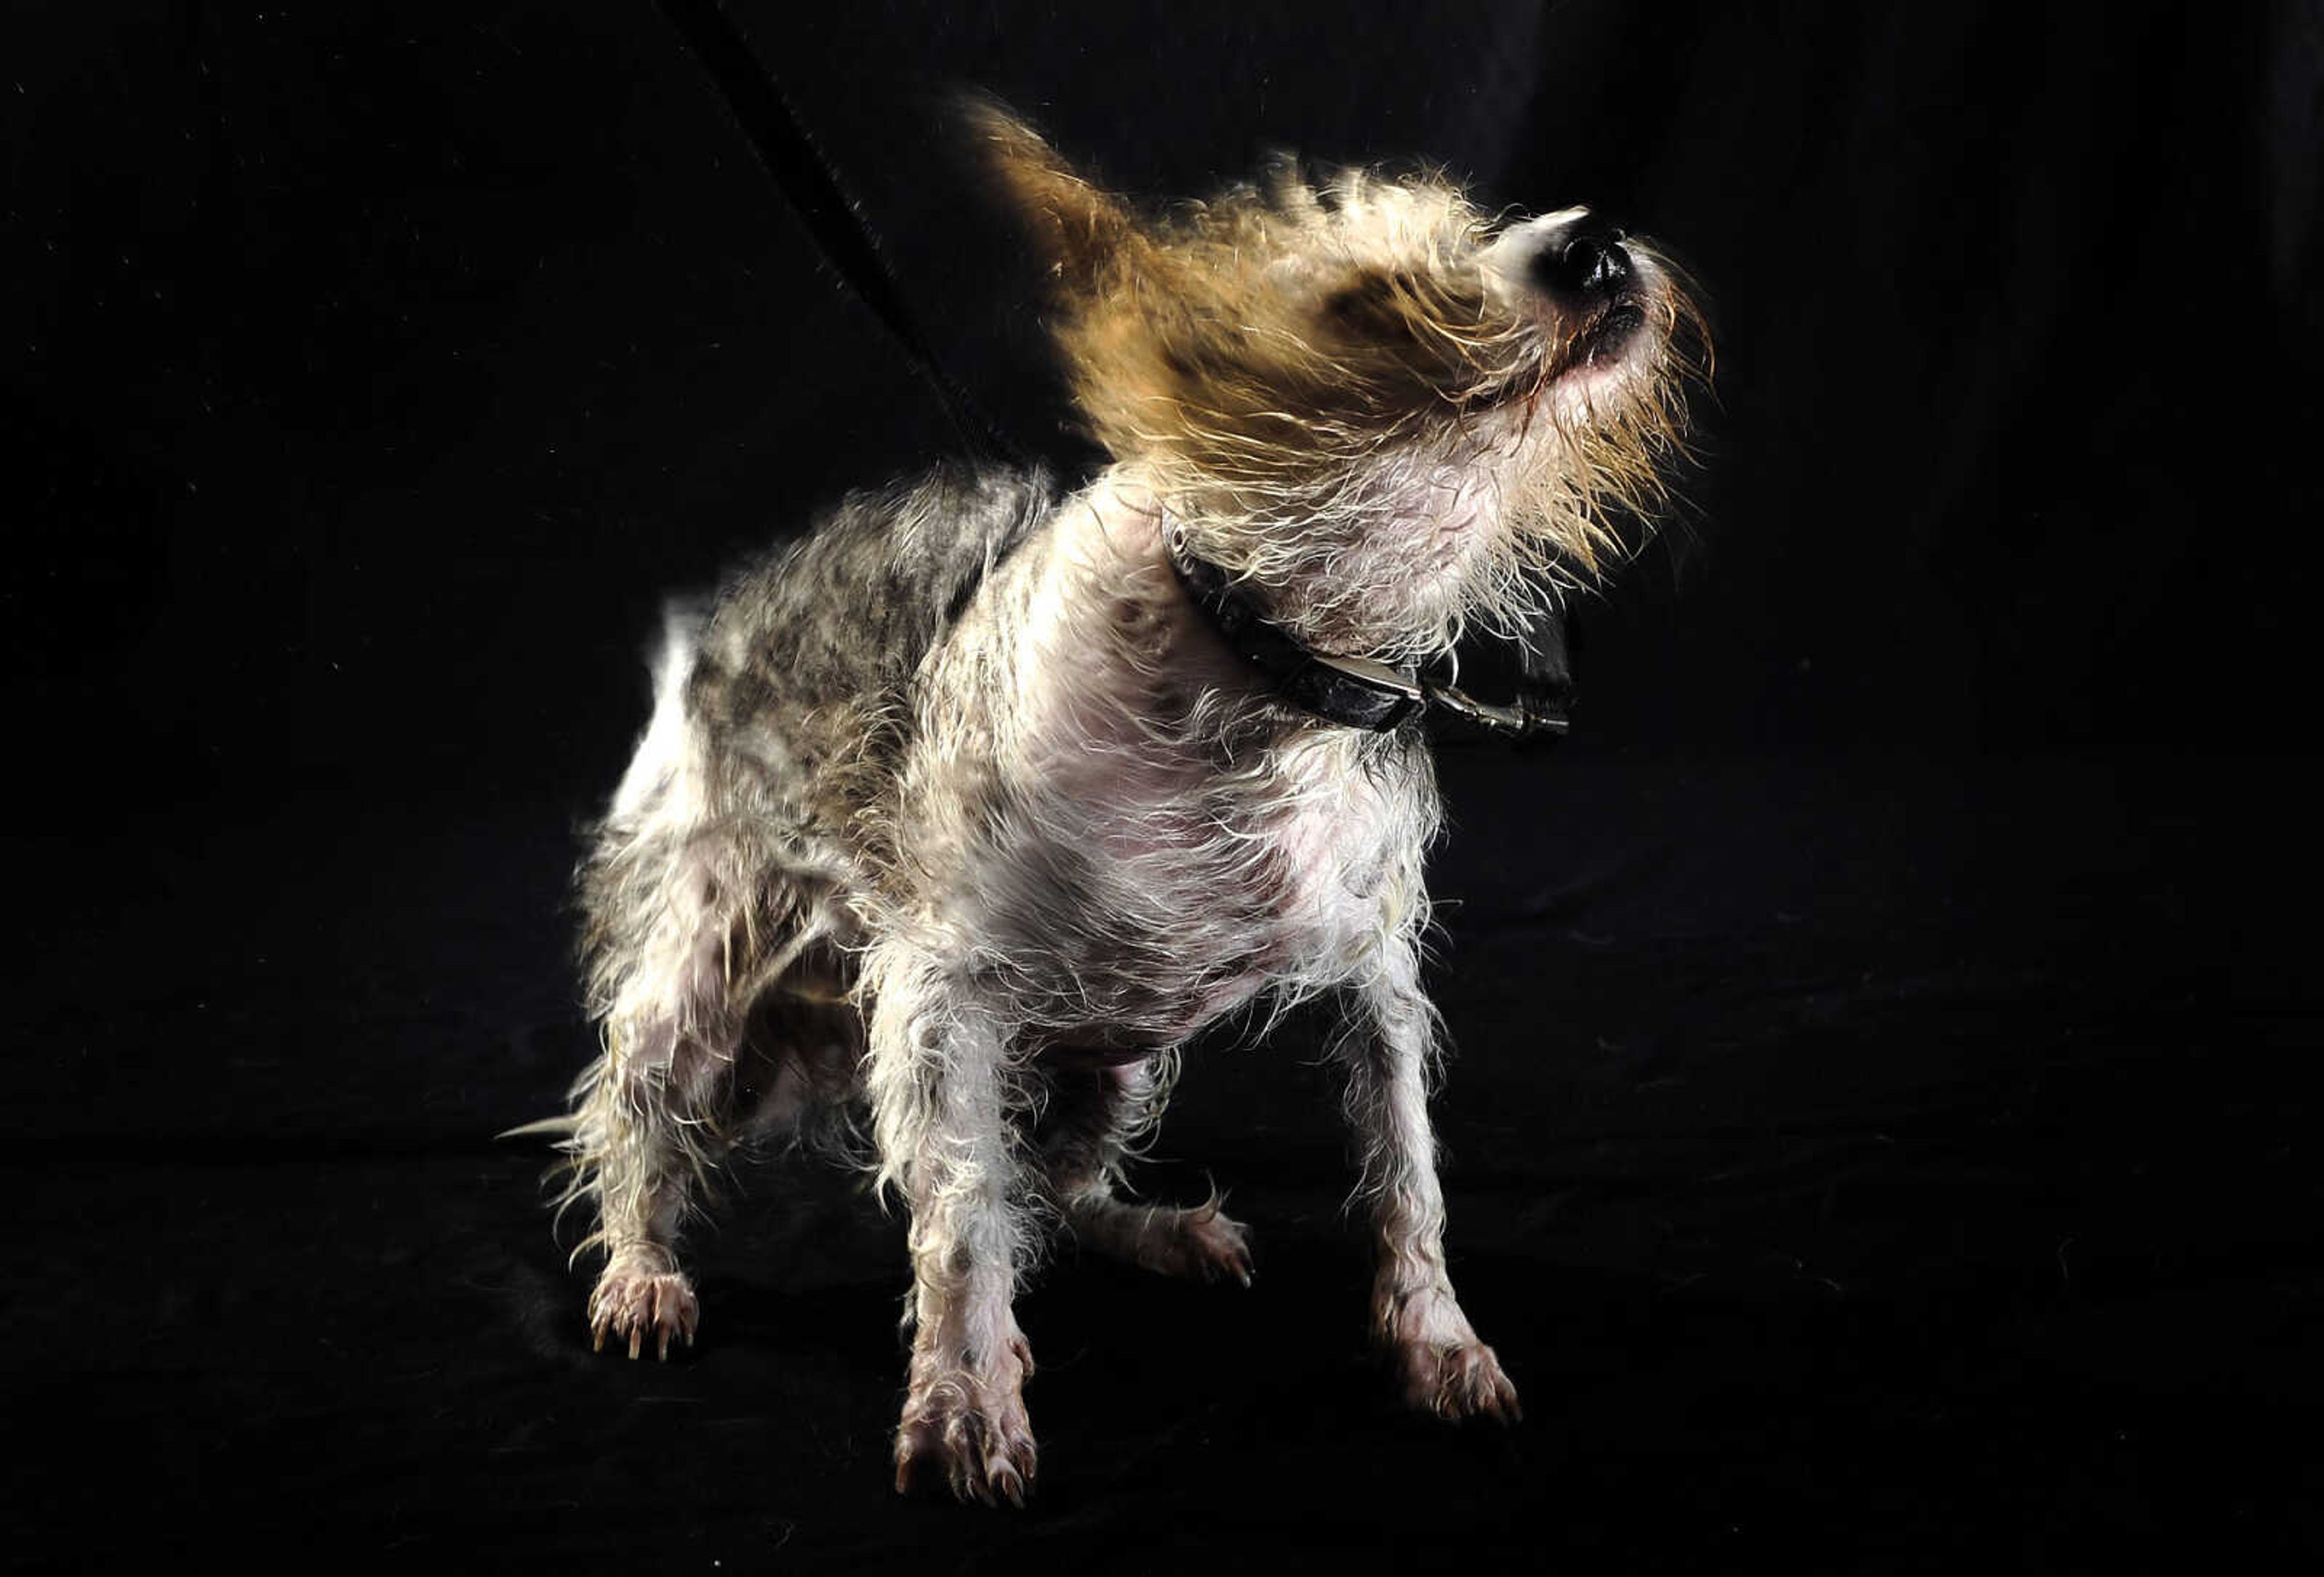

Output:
xmin=530 ymin=105 xmax=1704 ymax=1506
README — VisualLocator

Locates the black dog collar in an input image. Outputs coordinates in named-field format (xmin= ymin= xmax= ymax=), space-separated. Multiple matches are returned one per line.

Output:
xmin=1162 ymin=521 xmax=1572 ymax=741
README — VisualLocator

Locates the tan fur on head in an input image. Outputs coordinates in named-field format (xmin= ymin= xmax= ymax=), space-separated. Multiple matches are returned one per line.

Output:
xmin=975 ymin=103 xmax=1706 ymax=662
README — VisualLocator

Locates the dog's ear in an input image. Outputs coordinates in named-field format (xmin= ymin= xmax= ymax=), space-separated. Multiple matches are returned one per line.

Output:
xmin=962 ymin=98 xmax=1144 ymax=299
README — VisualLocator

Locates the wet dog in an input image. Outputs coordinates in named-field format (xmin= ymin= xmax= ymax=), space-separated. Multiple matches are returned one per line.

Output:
xmin=539 ymin=106 xmax=1701 ymax=1504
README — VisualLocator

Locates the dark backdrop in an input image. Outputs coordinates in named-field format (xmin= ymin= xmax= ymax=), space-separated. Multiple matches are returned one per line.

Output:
xmin=8 ymin=1 xmax=2322 ymax=1569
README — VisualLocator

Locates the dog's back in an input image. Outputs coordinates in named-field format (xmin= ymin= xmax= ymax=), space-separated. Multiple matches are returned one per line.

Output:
xmin=591 ymin=460 xmax=1056 ymax=943
xmin=698 ymin=465 xmax=1056 ymax=751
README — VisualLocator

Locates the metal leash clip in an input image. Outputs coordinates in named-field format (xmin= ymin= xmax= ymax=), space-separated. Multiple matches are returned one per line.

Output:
xmin=1419 ymin=652 xmax=1572 ymax=742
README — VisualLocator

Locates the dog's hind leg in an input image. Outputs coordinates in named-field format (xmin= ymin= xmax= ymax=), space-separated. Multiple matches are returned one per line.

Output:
xmin=559 ymin=618 xmax=764 ymax=1359
xmin=1337 ymin=941 xmax=1521 ymax=1422
xmin=564 ymin=839 xmax=752 ymax=1360
xmin=565 ymin=1049 xmax=717 ymax=1360
xmin=569 ymin=879 xmax=853 ymax=1362
xmin=1041 ymin=1057 xmax=1253 ymax=1285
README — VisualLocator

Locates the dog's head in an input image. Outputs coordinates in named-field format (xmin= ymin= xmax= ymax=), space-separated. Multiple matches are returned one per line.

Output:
xmin=976 ymin=105 xmax=1706 ymax=659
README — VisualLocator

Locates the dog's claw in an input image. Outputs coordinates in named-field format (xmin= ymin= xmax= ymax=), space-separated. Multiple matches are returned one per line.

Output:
xmin=1223 ymin=1237 xmax=1256 ymax=1288
xmin=991 ymin=1463 xmax=1026 ymax=1509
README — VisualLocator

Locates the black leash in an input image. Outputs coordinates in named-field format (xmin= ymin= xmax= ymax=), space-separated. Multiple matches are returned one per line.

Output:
xmin=651 ymin=0 xmax=1026 ymax=469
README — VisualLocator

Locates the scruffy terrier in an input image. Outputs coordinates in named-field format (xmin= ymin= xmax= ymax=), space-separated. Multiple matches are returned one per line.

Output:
xmin=539 ymin=107 xmax=1701 ymax=1506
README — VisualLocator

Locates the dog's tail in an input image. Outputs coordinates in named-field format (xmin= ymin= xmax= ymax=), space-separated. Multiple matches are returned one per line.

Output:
xmin=610 ymin=601 xmax=708 ymax=823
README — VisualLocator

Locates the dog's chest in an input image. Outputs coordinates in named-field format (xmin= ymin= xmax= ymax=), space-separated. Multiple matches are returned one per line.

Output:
xmin=1042 ymin=722 xmax=1408 ymax=1043
xmin=947 ymin=517 xmax=1425 ymax=1043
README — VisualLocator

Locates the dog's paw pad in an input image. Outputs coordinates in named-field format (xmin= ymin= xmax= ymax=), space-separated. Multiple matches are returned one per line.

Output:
xmin=588 ymin=1264 xmax=699 ymax=1361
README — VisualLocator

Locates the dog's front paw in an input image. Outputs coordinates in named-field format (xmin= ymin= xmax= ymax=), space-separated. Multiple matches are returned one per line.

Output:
xmin=1395 ymin=1336 xmax=1523 ymax=1424
xmin=1377 ymin=1284 xmax=1521 ymax=1423
xmin=894 ymin=1338 xmax=1038 ymax=1507
xmin=588 ymin=1259 xmax=699 ymax=1360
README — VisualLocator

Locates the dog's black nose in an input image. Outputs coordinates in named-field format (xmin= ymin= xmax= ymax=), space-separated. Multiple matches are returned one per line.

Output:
xmin=1533 ymin=221 xmax=1632 ymax=301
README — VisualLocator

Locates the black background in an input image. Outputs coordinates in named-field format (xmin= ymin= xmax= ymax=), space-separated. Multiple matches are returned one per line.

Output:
xmin=8 ymin=1 xmax=2322 ymax=1569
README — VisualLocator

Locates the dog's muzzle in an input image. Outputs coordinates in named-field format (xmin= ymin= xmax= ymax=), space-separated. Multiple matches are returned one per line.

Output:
xmin=1526 ymin=215 xmax=1647 ymax=366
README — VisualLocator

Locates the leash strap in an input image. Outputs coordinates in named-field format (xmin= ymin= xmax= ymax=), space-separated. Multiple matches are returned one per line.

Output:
xmin=652 ymin=0 xmax=1026 ymax=468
